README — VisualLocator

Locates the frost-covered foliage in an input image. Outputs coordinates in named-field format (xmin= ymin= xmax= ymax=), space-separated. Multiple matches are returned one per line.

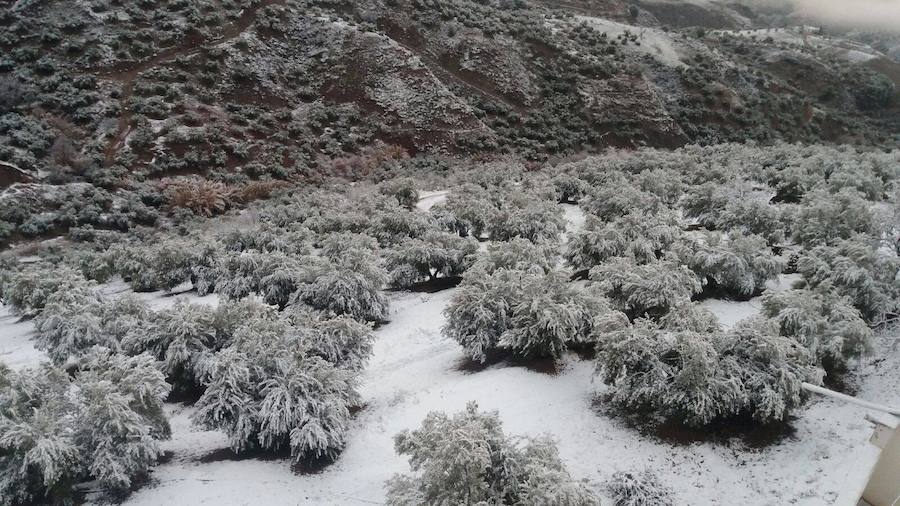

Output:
xmin=293 ymin=249 xmax=389 ymax=322
xmin=685 ymin=232 xmax=784 ymax=298
xmin=761 ymin=289 xmax=873 ymax=372
xmin=379 ymin=178 xmax=419 ymax=209
xmin=487 ymin=191 xmax=565 ymax=244
xmin=34 ymin=286 xmax=147 ymax=364
xmin=370 ymin=206 xmax=432 ymax=246
xmin=213 ymin=251 xmax=323 ymax=308
xmin=472 ymin=238 xmax=557 ymax=275
xmin=319 ymin=232 xmax=380 ymax=262
xmin=0 ymin=350 xmax=170 ymax=504
xmin=791 ymin=189 xmax=877 ymax=246
xmin=432 ymin=184 xmax=496 ymax=238
xmin=444 ymin=269 xmax=625 ymax=362
xmin=288 ymin=309 xmax=375 ymax=372
xmin=795 ymin=236 xmax=900 ymax=323
xmin=580 ymin=180 xmax=663 ymax=221
xmin=607 ymin=470 xmax=675 ymax=506
xmin=566 ymin=212 xmax=682 ymax=270
xmin=596 ymin=317 xmax=820 ymax=426
xmin=385 ymin=403 xmax=601 ymax=506
xmin=551 ymin=173 xmax=590 ymax=203
xmin=658 ymin=302 xmax=721 ymax=333
xmin=192 ymin=314 xmax=360 ymax=463
xmin=218 ymin=225 xmax=311 ymax=256
xmin=109 ymin=237 xmax=221 ymax=293
xmin=0 ymin=263 xmax=87 ymax=314
xmin=386 ymin=232 xmax=478 ymax=287
xmin=589 ymin=257 xmax=703 ymax=318
xmin=681 ymin=182 xmax=785 ymax=244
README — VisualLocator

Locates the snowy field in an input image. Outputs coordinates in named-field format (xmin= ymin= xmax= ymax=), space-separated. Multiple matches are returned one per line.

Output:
xmin=1 ymin=201 xmax=897 ymax=506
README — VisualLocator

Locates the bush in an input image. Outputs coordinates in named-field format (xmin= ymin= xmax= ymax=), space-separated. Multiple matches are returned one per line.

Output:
xmin=192 ymin=314 xmax=361 ymax=462
xmin=162 ymin=176 xmax=230 ymax=217
xmin=472 ymin=238 xmax=557 ymax=275
xmin=1 ymin=263 xmax=87 ymax=314
xmin=794 ymin=236 xmax=900 ymax=323
xmin=487 ymin=193 xmax=564 ymax=243
xmin=293 ymin=250 xmax=389 ymax=322
xmin=386 ymin=403 xmax=601 ymax=506
xmin=34 ymin=286 xmax=147 ymax=364
xmin=386 ymin=232 xmax=478 ymax=287
xmin=607 ymin=470 xmax=674 ymax=506
xmin=685 ymin=232 xmax=784 ymax=298
xmin=589 ymin=257 xmax=703 ymax=318
xmin=761 ymin=288 xmax=873 ymax=373
xmin=566 ymin=212 xmax=682 ymax=270
xmin=791 ymin=189 xmax=876 ymax=246
xmin=444 ymin=269 xmax=626 ymax=362
xmin=379 ymin=177 xmax=419 ymax=209
xmin=596 ymin=317 xmax=821 ymax=426
xmin=0 ymin=350 xmax=170 ymax=504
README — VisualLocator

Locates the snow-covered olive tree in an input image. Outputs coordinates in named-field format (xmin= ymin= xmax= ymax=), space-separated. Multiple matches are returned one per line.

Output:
xmin=0 ymin=349 xmax=170 ymax=504
xmin=288 ymin=308 xmax=375 ymax=372
xmin=385 ymin=402 xmax=601 ymax=506
xmin=566 ymin=212 xmax=682 ymax=271
xmin=34 ymin=286 xmax=148 ymax=364
xmin=471 ymin=238 xmax=558 ymax=275
xmin=596 ymin=317 xmax=820 ymax=426
xmin=293 ymin=249 xmax=389 ymax=322
xmin=192 ymin=315 xmax=360 ymax=463
xmin=761 ymin=288 xmax=873 ymax=373
xmin=432 ymin=184 xmax=497 ymax=239
xmin=386 ymin=232 xmax=478 ymax=288
xmin=794 ymin=235 xmax=900 ymax=324
xmin=551 ymin=173 xmax=590 ymax=203
xmin=379 ymin=177 xmax=419 ymax=209
xmin=791 ymin=188 xmax=877 ymax=246
xmin=1 ymin=263 xmax=87 ymax=315
xmin=487 ymin=193 xmax=564 ymax=244
xmin=685 ymin=232 xmax=784 ymax=298
xmin=607 ymin=470 xmax=675 ymax=506
xmin=589 ymin=257 xmax=703 ymax=318
xmin=444 ymin=269 xmax=626 ymax=362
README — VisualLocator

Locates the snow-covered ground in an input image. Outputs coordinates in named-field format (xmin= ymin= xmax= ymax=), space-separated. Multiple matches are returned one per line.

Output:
xmin=1 ymin=202 xmax=897 ymax=505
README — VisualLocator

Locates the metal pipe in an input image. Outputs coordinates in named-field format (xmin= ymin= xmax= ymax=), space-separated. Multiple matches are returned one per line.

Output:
xmin=802 ymin=382 xmax=900 ymax=416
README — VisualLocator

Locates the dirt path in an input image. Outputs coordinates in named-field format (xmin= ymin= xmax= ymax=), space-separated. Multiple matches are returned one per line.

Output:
xmin=97 ymin=0 xmax=285 ymax=167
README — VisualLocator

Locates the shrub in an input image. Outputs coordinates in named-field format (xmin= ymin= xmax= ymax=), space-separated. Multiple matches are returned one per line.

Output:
xmin=794 ymin=235 xmax=900 ymax=323
xmin=379 ymin=177 xmax=419 ymax=209
xmin=1 ymin=263 xmax=87 ymax=314
xmin=566 ymin=212 xmax=682 ymax=270
xmin=685 ymin=232 xmax=784 ymax=298
xmin=444 ymin=269 xmax=625 ymax=362
xmin=791 ymin=189 xmax=876 ymax=246
xmin=551 ymin=173 xmax=590 ymax=203
xmin=34 ymin=286 xmax=147 ymax=364
xmin=761 ymin=288 xmax=873 ymax=372
xmin=607 ymin=470 xmax=675 ymax=506
xmin=386 ymin=232 xmax=478 ymax=287
xmin=487 ymin=193 xmax=564 ymax=243
xmin=293 ymin=250 xmax=389 ymax=322
xmin=386 ymin=403 xmax=601 ymax=506
xmin=589 ymin=257 xmax=703 ymax=318
xmin=0 ymin=350 xmax=170 ymax=504
xmin=472 ymin=238 xmax=557 ymax=275
xmin=162 ymin=176 xmax=230 ymax=217
xmin=433 ymin=185 xmax=497 ymax=239
xmin=192 ymin=315 xmax=360 ymax=462
xmin=596 ymin=317 xmax=821 ymax=426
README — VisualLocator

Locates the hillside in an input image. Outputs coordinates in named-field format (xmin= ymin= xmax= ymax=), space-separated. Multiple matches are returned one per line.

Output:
xmin=1 ymin=0 xmax=898 ymax=190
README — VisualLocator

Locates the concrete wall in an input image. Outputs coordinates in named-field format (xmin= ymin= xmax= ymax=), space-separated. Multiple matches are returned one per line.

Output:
xmin=863 ymin=424 xmax=900 ymax=506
